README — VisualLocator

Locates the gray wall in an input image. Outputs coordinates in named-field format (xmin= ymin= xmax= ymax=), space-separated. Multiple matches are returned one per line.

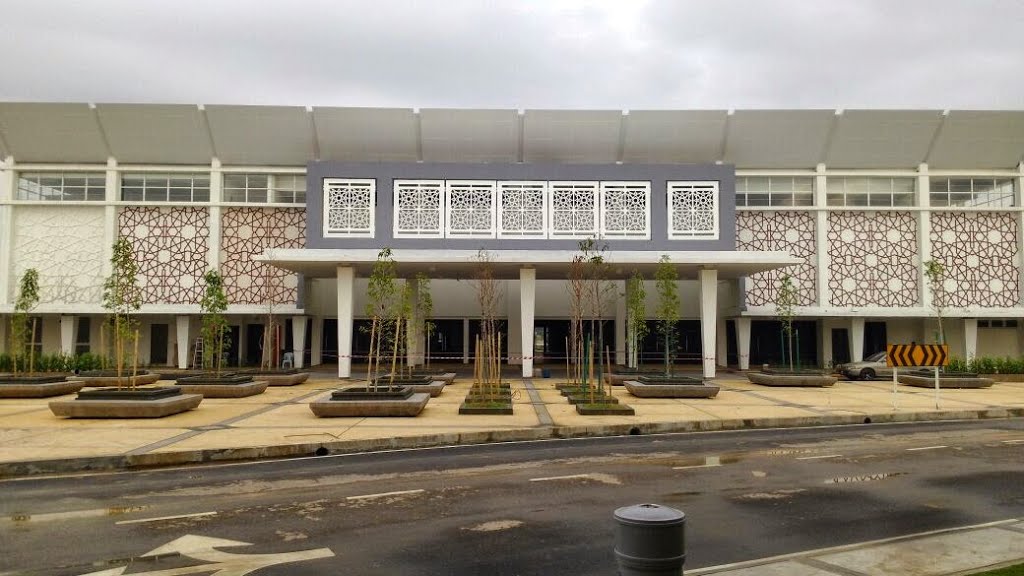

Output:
xmin=305 ymin=162 xmax=736 ymax=251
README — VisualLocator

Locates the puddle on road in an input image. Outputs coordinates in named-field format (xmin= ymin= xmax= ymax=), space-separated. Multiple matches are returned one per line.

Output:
xmin=464 ymin=520 xmax=524 ymax=532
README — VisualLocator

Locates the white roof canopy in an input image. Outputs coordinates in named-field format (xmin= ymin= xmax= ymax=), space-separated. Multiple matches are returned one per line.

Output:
xmin=1 ymin=103 xmax=1022 ymax=169
xmin=257 ymin=248 xmax=801 ymax=280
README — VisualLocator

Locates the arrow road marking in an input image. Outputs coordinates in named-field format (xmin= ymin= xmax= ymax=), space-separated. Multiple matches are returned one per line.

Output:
xmin=77 ymin=534 xmax=334 ymax=576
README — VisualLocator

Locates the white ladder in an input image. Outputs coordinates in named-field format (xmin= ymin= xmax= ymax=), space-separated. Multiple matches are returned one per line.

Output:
xmin=191 ymin=338 xmax=204 ymax=369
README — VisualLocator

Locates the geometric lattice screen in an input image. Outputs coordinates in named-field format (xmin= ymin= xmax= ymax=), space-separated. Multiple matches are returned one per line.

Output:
xmin=599 ymin=182 xmax=650 ymax=239
xmin=498 ymin=181 xmax=548 ymax=238
xmin=667 ymin=181 xmax=719 ymax=240
xmin=393 ymin=180 xmax=444 ymax=238
xmin=446 ymin=180 xmax=497 ymax=238
xmin=549 ymin=181 xmax=599 ymax=239
xmin=322 ymin=179 xmax=375 ymax=238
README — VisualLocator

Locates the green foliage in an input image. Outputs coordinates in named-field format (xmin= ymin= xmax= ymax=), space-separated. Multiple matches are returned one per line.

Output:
xmin=365 ymin=248 xmax=399 ymax=384
xmin=200 ymin=269 xmax=231 ymax=374
xmin=654 ymin=255 xmax=680 ymax=375
xmin=923 ymin=259 xmax=946 ymax=344
xmin=948 ymin=355 xmax=1024 ymax=374
xmin=0 ymin=352 xmax=111 ymax=374
xmin=10 ymin=269 xmax=41 ymax=377
xmin=775 ymin=273 xmax=798 ymax=371
xmin=415 ymin=273 xmax=434 ymax=367
xmin=625 ymin=271 xmax=647 ymax=369
xmin=102 ymin=237 xmax=142 ymax=381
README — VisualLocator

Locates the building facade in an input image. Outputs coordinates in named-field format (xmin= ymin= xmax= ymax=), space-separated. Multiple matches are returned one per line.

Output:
xmin=0 ymin=104 xmax=1022 ymax=378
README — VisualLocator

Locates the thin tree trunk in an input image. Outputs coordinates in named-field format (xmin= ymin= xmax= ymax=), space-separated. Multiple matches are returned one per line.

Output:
xmin=132 ymin=329 xmax=140 ymax=389
xmin=389 ymin=316 xmax=401 ymax=387
xmin=366 ymin=318 xmax=377 ymax=387
xmin=28 ymin=318 xmax=37 ymax=377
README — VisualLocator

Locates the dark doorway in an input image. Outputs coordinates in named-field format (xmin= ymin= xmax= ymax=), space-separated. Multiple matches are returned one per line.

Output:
xmin=832 ymin=328 xmax=851 ymax=365
xmin=469 ymin=319 xmax=509 ymax=362
xmin=864 ymin=321 xmax=887 ymax=357
xmin=533 ymin=319 xmax=570 ymax=364
xmin=429 ymin=319 xmax=465 ymax=363
xmin=245 ymin=324 xmax=265 ymax=366
xmin=150 ymin=324 xmax=168 ymax=365
xmin=750 ymin=320 xmax=818 ymax=368
xmin=726 ymin=320 xmax=737 ymax=366
xmin=640 ymin=320 xmax=701 ymax=365
xmin=322 ymin=319 xmax=338 ymax=364
xmin=75 ymin=317 xmax=91 ymax=356
xmin=226 ymin=326 xmax=240 ymax=367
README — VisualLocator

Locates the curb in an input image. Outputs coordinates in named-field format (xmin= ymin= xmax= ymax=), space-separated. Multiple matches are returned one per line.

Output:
xmin=2 ymin=406 xmax=1023 ymax=479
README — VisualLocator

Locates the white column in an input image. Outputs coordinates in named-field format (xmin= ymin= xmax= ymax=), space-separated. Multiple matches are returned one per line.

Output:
xmin=519 ymin=268 xmax=536 ymax=378
xmin=59 ymin=315 xmax=76 ymax=355
xmin=463 ymin=318 xmax=470 ymax=364
xmin=815 ymin=163 xmax=829 ymax=308
xmin=736 ymin=316 xmax=751 ymax=370
xmin=698 ymin=268 xmax=718 ymax=378
xmin=507 ymin=278 xmax=522 ymax=367
xmin=406 ymin=280 xmax=421 ymax=367
xmin=102 ymin=158 xmax=118 ymax=278
xmin=175 ymin=315 xmax=190 ymax=369
xmin=207 ymin=159 xmax=222 ymax=272
xmin=918 ymin=164 xmax=933 ymax=310
xmin=1016 ymin=163 xmax=1024 ymax=307
xmin=850 ymin=317 xmax=865 ymax=362
xmin=716 ymin=316 xmax=728 ymax=367
xmin=821 ymin=320 xmax=834 ymax=367
xmin=291 ymin=316 xmax=307 ymax=369
xmin=311 ymin=315 xmax=323 ymax=366
xmin=336 ymin=266 xmax=354 ymax=378
xmin=0 ymin=157 xmax=14 ymax=307
xmin=964 ymin=318 xmax=978 ymax=361
xmin=614 ymin=280 xmax=626 ymax=366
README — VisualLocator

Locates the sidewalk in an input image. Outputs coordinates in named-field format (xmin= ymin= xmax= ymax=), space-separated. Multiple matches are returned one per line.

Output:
xmin=689 ymin=518 xmax=1024 ymax=576
xmin=1 ymin=371 xmax=1023 ymax=477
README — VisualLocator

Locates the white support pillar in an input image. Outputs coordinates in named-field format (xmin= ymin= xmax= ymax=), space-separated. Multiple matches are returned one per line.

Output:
xmin=614 ymin=280 xmax=626 ymax=366
xmin=850 ymin=317 xmax=865 ymax=362
xmin=917 ymin=164 xmax=933 ymax=310
xmin=1016 ymin=163 xmax=1024 ymax=307
xmin=102 ymin=158 xmax=118 ymax=278
xmin=291 ymin=316 xmax=308 ymax=369
xmin=175 ymin=315 xmax=190 ymax=369
xmin=337 ymin=266 xmax=354 ymax=378
xmin=519 ymin=268 xmax=536 ymax=378
xmin=815 ymin=164 xmax=829 ymax=308
xmin=207 ymin=159 xmax=222 ymax=272
xmin=736 ymin=317 xmax=751 ymax=370
xmin=406 ymin=280 xmax=421 ymax=367
xmin=964 ymin=318 xmax=978 ymax=361
xmin=463 ymin=319 xmax=470 ymax=364
xmin=59 ymin=315 xmax=76 ymax=355
xmin=0 ymin=157 xmax=15 ymax=307
xmin=311 ymin=316 xmax=323 ymax=366
xmin=507 ymin=278 xmax=522 ymax=367
xmin=698 ymin=268 xmax=718 ymax=378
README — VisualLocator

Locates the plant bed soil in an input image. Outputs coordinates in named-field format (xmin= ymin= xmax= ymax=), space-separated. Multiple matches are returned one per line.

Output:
xmin=0 ymin=376 xmax=83 ymax=398
xmin=156 ymin=370 xmax=207 ymax=382
xmin=78 ymin=386 xmax=182 ymax=400
xmin=624 ymin=380 xmax=721 ymax=398
xmin=637 ymin=375 xmax=705 ymax=384
xmin=371 ymin=376 xmax=432 ymax=387
xmin=898 ymin=373 xmax=995 ymax=389
xmin=330 ymin=386 xmax=414 ymax=400
xmin=70 ymin=371 xmax=161 ymax=387
xmin=174 ymin=375 xmax=268 ymax=398
xmin=746 ymin=371 xmax=837 ymax=387
xmin=407 ymin=371 xmax=457 ymax=384
xmin=458 ymin=401 xmax=514 ymax=415
xmin=566 ymin=394 xmax=619 ymax=405
xmin=605 ymin=370 xmax=662 ymax=385
xmin=0 ymin=374 xmax=72 ymax=384
xmin=177 ymin=373 xmax=251 ymax=384
xmin=576 ymin=403 xmax=635 ymax=415
xmin=238 ymin=367 xmax=300 ymax=375
xmin=559 ymin=386 xmax=605 ymax=397
xmin=310 ymin=390 xmax=429 ymax=417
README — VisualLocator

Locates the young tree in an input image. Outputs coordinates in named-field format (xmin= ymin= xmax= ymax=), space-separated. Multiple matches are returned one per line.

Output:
xmin=413 ymin=272 xmax=434 ymax=369
xmin=625 ymin=271 xmax=647 ymax=370
xmin=654 ymin=255 xmax=680 ymax=376
xmin=566 ymin=252 xmax=587 ymax=385
xmin=924 ymin=260 xmax=946 ymax=345
xmin=102 ymin=237 xmax=142 ymax=384
xmin=581 ymin=239 xmax=615 ymax=398
xmin=365 ymin=248 xmax=398 ymax=388
xmin=10 ymin=269 xmax=40 ymax=377
xmin=470 ymin=249 xmax=502 ymax=398
xmin=200 ymin=269 xmax=231 ymax=376
xmin=775 ymin=274 xmax=798 ymax=371
xmin=260 ymin=264 xmax=280 ymax=370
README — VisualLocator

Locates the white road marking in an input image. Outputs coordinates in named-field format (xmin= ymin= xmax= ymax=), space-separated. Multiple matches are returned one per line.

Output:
xmin=5 ymin=506 xmax=146 ymax=523
xmin=796 ymin=454 xmax=842 ymax=460
xmin=464 ymin=520 xmax=524 ymax=532
xmin=1001 ymin=439 xmax=1024 ymax=444
xmin=529 ymin=473 xmax=593 ymax=482
xmin=674 ymin=455 xmax=722 ymax=470
xmin=345 ymin=489 xmax=424 ymax=501
xmin=116 ymin=511 xmax=217 ymax=525
xmin=906 ymin=445 xmax=948 ymax=451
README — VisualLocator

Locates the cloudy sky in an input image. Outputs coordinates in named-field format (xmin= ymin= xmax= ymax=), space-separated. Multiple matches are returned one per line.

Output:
xmin=2 ymin=0 xmax=1022 ymax=109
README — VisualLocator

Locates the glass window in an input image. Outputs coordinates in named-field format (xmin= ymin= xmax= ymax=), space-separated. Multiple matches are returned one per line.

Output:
xmin=930 ymin=177 xmax=1016 ymax=208
xmin=826 ymin=177 xmax=916 ymax=207
xmin=17 ymin=172 xmax=106 ymax=201
xmin=736 ymin=176 xmax=814 ymax=207
xmin=121 ymin=173 xmax=210 ymax=203
xmin=224 ymin=173 xmax=305 ymax=204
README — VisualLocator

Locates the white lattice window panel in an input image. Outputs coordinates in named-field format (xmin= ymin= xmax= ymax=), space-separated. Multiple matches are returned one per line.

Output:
xmin=445 ymin=180 xmax=497 ymax=238
xmin=322 ymin=178 xmax=375 ymax=238
xmin=498 ymin=181 xmax=548 ymax=238
xmin=668 ymin=181 xmax=719 ymax=240
xmin=394 ymin=180 xmax=444 ymax=238
xmin=549 ymin=181 xmax=598 ymax=239
xmin=600 ymin=182 xmax=650 ymax=239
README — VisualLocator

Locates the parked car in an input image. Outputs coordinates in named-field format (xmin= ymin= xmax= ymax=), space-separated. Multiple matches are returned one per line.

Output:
xmin=836 ymin=351 xmax=893 ymax=381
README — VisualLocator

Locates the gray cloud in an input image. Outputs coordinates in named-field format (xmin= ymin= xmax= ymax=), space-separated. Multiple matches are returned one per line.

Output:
xmin=1 ymin=0 xmax=1022 ymax=108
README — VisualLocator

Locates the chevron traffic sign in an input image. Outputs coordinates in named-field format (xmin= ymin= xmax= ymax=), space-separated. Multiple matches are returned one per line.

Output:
xmin=886 ymin=344 xmax=949 ymax=367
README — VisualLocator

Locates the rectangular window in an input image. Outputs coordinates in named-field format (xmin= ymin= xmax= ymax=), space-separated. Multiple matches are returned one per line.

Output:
xmin=826 ymin=177 xmax=915 ymax=207
xmin=323 ymin=179 xmax=374 ymax=238
xmin=930 ymin=177 xmax=1015 ymax=208
xmin=224 ymin=173 xmax=306 ymax=204
xmin=75 ymin=317 xmax=91 ymax=356
xmin=272 ymin=174 xmax=307 ymax=204
xmin=445 ymin=180 xmax=496 ymax=238
xmin=668 ymin=181 xmax=719 ymax=239
xmin=393 ymin=180 xmax=444 ymax=238
xmin=548 ymin=181 xmax=599 ymax=239
xmin=121 ymin=173 xmax=210 ymax=202
xmin=497 ymin=181 xmax=548 ymax=238
xmin=736 ymin=176 xmax=813 ymax=207
xmin=599 ymin=181 xmax=650 ymax=239
xmin=17 ymin=172 xmax=105 ymax=202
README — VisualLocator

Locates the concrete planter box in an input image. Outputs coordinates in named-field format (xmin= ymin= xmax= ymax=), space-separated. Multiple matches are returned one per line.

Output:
xmin=409 ymin=372 xmax=457 ymax=384
xmin=604 ymin=371 xmax=662 ymax=386
xmin=404 ymin=380 xmax=446 ymax=397
xmin=576 ymin=403 xmax=635 ymax=415
xmin=309 ymin=389 xmax=430 ymax=417
xmin=624 ymin=380 xmax=721 ymax=398
xmin=980 ymin=373 xmax=1024 ymax=382
xmin=898 ymin=374 xmax=995 ymax=389
xmin=746 ymin=371 xmax=837 ymax=387
xmin=0 ymin=376 xmax=84 ymax=398
xmin=70 ymin=371 xmax=161 ymax=388
xmin=50 ymin=387 xmax=202 ymax=418
xmin=458 ymin=401 xmax=513 ymax=415
xmin=238 ymin=370 xmax=310 ymax=386
xmin=174 ymin=377 xmax=269 ymax=398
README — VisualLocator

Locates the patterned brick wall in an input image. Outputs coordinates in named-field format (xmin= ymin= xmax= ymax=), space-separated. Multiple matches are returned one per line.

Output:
xmin=221 ymin=208 xmax=305 ymax=305
xmin=10 ymin=206 xmax=106 ymax=304
xmin=828 ymin=211 xmax=919 ymax=307
xmin=930 ymin=212 xmax=1020 ymax=307
xmin=736 ymin=211 xmax=817 ymax=306
xmin=118 ymin=207 xmax=210 ymax=305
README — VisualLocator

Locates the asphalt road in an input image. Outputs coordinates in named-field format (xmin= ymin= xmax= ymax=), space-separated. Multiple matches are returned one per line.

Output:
xmin=2 ymin=419 xmax=1024 ymax=575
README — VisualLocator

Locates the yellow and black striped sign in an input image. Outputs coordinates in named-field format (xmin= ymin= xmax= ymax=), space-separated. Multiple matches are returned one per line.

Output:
xmin=886 ymin=344 xmax=949 ymax=367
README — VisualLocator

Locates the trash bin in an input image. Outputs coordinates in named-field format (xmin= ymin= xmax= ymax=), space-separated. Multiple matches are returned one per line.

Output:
xmin=542 ymin=369 xmax=551 ymax=378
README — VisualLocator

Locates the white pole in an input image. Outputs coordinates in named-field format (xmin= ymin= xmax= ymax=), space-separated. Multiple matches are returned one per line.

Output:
xmin=934 ymin=365 xmax=941 ymax=409
xmin=892 ymin=366 xmax=898 ymax=410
